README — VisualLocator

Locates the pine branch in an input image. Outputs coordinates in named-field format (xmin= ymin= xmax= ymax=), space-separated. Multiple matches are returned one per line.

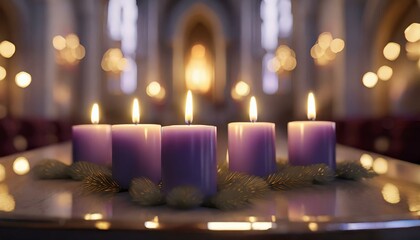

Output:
xmin=129 ymin=178 xmax=165 ymax=206
xmin=68 ymin=161 xmax=111 ymax=181
xmin=33 ymin=159 xmax=70 ymax=179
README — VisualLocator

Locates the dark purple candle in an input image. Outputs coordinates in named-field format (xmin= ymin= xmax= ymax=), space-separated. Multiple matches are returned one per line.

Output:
xmin=287 ymin=93 xmax=336 ymax=169
xmin=228 ymin=96 xmax=276 ymax=177
xmin=228 ymin=122 xmax=276 ymax=177
xmin=162 ymin=125 xmax=217 ymax=196
xmin=161 ymin=91 xmax=217 ymax=197
xmin=112 ymin=124 xmax=161 ymax=189
xmin=72 ymin=103 xmax=111 ymax=166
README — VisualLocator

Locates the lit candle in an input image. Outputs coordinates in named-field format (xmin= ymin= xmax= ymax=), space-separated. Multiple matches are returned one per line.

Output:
xmin=72 ymin=103 xmax=112 ymax=166
xmin=161 ymin=91 xmax=217 ymax=196
xmin=111 ymin=98 xmax=161 ymax=189
xmin=228 ymin=96 xmax=276 ymax=177
xmin=288 ymin=92 xmax=336 ymax=169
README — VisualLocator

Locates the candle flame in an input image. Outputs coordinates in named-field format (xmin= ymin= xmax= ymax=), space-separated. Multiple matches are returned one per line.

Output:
xmin=249 ymin=96 xmax=258 ymax=122
xmin=91 ymin=103 xmax=100 ymax=124
xmin=307 ymin=92 xmax=316 ymax=120
xmin=132 ymin=98 xmax=140 ymax=124
xmin=185 ymin=90 xmax=193 ymax=124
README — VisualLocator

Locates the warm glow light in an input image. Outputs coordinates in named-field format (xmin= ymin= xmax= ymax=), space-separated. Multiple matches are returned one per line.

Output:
xmin=362 ymin=72 xmax=378 ymax=88
xmin=235 ymin=81 xmax=250 ymax=97
xmin=308 ymin=222 xmax=318 ymax=232
xmin=330 ymin=38 xmax=345 ymax=53
xmin=404 ymin=23 xmax=420 ymax=43
xmin=0 ymin=41 xmax=16 ymax=58
xmin=318 ymin=32 xmax=333 ymax=49
xmin=185 ymin=44 xmax=212 ymax=93
xmin=377 ymin=65 xmax=393 ymax=81
xmin=146 ymin=81 xmax=161 ymax=97
xmin=191 ymin=44 xmax=206 ymax=58
xmin=382 ymin=183 xmax=400 ymax=204
xmin=249 ymin=96 xmax=258 ymax=122
xmin=144 ymin=216 xmax=159 ymax=229
xmin=95 ymin=221 xmax=111 ymax=230
xmin=185 ymin=90 xmax=193 ymax=124
xmin=13 ymin=157 xmax=30 ymax=175
xmin=373 ymin=157 xmax=388 ymax=174
xmin=207 ymin=222 xmax=273 ymax=231
xmin=132 ymin=98 xmax=140 ymax=124
xmin=84 ymin=213 xmax=103 ymax=220
xmin=360 ymin=154 xmax=373 ymax=170
xmin=383 ymin=42 xmax=400 ymax=61
xmin=15 ymin=71 xmax=32 ymax=88
xmin=0 ymin=66 xmax=6 ymax=81
xmin=91 ymin=103 xmax=100 ymax=124
xmin=208 ymin=222 xmax=251 ymax=231
xmin=52 ymin=35 xmax=66 ymax=50
xmin=0 ymin=184 xmax=15 ymax=212
xmin=0 ymin=164 xmax=5 ymax=182
xmin=65 ymin=34 xmax=80 ymax=49
xmin=307 ymin=92 xmax=316 ymax=120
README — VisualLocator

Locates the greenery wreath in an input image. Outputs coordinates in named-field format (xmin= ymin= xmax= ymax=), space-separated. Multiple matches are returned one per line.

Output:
xmin=33 ymin=159 xmax=376 ymax=210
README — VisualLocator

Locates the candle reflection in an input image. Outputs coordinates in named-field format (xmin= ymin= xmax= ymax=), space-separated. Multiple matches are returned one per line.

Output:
xmin=287 ymin=188 xmax=337 ymax=222
xmin=0 ymin=184 xmax=15 ymax=212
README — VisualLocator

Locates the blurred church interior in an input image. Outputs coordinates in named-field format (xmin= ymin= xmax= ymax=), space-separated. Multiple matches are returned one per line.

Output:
xmin=0 ymin=0 xmax=419 ymax=163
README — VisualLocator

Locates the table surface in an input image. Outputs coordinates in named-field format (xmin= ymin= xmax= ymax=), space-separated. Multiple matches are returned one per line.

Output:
xmin=0 ymin=141 xmax=419 ymax=239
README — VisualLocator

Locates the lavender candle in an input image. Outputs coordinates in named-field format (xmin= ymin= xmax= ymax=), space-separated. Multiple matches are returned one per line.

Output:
xmin=228 ymin=96 xmax=276 ymax=177
xmin=112 ymin=99 xmax=161 ymax=189
xmin=288 ymin=92 xmax=336 ymax=169
xmin=72 ymin=103 xmax=112 ymax=166
xmin=161 ymin=91 xmax=217 ymax=196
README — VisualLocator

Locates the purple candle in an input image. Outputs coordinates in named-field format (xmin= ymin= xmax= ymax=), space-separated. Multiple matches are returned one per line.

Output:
xmin=288 ymin=92 xmax=336 ymax=169
xmin=228 ymin=96 xmax=276 ymax=177
xmin=72 ymin=103 xmax=112 ymax=166
xmin=112 ymin=99 xmax=161 ymax=189
xmin=161 ymin=91 xmax=217 ymax=196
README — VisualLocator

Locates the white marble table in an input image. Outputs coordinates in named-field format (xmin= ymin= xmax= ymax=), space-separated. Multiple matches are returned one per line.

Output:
xmin=0 ymin=141 xmax=419 ymax=239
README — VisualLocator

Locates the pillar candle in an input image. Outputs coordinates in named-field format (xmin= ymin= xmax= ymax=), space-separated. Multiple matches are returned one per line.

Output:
xmin=112 ymin=99 xmax=161 ymax=189
xmin=228 ymin=96 xmax=276 ymax=177
xmin=161 ymin=91 xmax=217 ymax=196
xmin=72 ymin=103 xmax=112 ymax=166
xmin=288 ymin=92 xmax=336 ymax=169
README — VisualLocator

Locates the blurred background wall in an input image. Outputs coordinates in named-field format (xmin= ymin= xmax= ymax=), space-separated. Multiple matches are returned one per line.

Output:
xmin=0 ymin=0 xmax=419 ymax=163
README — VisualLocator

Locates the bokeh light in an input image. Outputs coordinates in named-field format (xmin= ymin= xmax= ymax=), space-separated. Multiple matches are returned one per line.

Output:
xmin=377 ymin=65 xmax=393 ymax=81
xmin=362 ymin=72 xmax=378 ymax=88
xmin=360 ymin=153 xmax=373 ymax=169
xmin=0 ymin=66 xmax=6 ymax=81
xmin=13 ymin=157 xmax=30 ymax=175
xmin=15 ymin=71 xmax=32 ymax=88
xmin=52 ymin=35 xmax=66 ymax=50
xmin=404 ymin=23 xmax=420 ymax=43
xmin=381 ymin=183 xmax=400 ymax=204
xmin=234 ymin=81 xmax=250 ymax=97
xmin=0 ymin=41 xmax=16 ymax=58
xmin=0 ymin=164 xmax=5 ymax=182
xmin=330 ymin=38 xmax=345 ymax=53
xmin=373 ymin=157 xmax=388 ymax=174
xmin=311 ymin=33 xmax=345 ymax=66
xmin=383 ymin=42 xmax=400 ymax=61
xmin=146 ymin=81 xmax=166 ymax=101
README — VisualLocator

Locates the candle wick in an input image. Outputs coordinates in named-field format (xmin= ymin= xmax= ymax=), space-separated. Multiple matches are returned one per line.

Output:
xmin=309 ymin=117 xmax=315 ymax=121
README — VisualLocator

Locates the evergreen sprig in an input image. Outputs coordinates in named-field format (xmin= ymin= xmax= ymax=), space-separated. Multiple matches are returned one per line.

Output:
xmin=32 ymin=159 xmax=70 ymax=179
xmin=129 ymin=178 xmax=165 ymax=206
xmin=82 ymin=172 xmax=120 ymax=193
xmin=166 ymin=186 xmax=204 ymax=209
xmin=68 ymin=161 xmax=111 ymax=181
xmin=336 ymin=162 xmax=377 ymax=180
